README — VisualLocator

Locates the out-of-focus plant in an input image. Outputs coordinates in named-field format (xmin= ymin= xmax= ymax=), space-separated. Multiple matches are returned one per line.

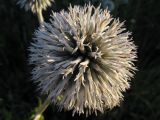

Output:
xmin=102 ymin=0 xmax=129 ymax=11
xmin=17 ymin=0 xmax=54 ymax=24
xmin=102 ymin=0 xmax=115 ymax=11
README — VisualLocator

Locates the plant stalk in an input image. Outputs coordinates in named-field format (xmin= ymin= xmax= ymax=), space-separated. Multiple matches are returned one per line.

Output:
xmin=34 ymin=98 xmax=51 ymax=120
xmin=37 ymin=9 xmax=44 ymax=26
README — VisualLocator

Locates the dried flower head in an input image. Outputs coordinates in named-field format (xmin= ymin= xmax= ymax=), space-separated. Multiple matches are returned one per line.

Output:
xmin=18 ymin=0 xmax=54 ymax=13
xmin=29 ymin=4 xmax=137 ymax=116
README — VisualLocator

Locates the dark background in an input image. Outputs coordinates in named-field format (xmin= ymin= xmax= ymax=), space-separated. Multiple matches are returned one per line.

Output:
xmin=0 ymin=0 xmax=160 ymax=120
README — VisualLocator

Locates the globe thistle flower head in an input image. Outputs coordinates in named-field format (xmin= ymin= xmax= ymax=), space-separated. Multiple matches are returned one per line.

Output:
xmin=29 ymin=4 xmax=137 ymax=116
xmin=18 ymin=0 xmax=54 ymax=13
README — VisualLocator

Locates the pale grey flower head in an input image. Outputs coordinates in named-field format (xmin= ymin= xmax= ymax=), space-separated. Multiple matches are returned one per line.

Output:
xmin=29 ymin=4 xmax=137 ymax=116
xmin=18 ymin=0 xmax=54 ymax=13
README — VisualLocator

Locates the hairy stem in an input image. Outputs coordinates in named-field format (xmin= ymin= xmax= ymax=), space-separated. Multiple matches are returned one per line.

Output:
xmin=34 ymin=98 xmax=50 ymax=120
xmin=37 ymin=9 xmax=44 ymax=25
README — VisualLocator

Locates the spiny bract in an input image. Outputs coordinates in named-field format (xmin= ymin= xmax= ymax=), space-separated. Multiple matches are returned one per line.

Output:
xmin=29 ymin=4 xmax=137 ymax=116
xmin=18 ymin=0 xmax=54 ymax=13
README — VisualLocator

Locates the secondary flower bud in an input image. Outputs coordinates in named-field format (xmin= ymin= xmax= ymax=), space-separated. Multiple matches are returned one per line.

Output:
xmin=18 ymin=0 xmax=54 ymax=13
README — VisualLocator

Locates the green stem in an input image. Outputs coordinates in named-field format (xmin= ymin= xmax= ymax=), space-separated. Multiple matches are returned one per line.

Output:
xmin=34 ymin=98 xmax=51 ymax=120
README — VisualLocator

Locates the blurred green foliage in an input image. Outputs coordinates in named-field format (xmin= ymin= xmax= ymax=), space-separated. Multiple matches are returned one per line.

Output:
xmin=0 ymin=0 xmax=160 ymax=120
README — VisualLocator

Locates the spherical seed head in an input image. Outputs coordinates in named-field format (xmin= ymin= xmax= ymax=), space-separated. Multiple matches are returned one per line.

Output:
xmin=18 ymin=0 xmax=54 ymax=13
xmin=29 ymin=4 xmax=137 ymax=116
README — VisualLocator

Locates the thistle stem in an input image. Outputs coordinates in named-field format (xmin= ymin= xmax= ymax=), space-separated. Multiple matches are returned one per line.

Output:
xmin=34 ymin=98 xmax=51 ymax=120
xmin=37 ymin=9 xmax=44 ymax=26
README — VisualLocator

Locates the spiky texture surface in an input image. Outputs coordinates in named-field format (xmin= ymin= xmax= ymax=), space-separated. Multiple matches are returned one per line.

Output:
xmin=29 ymin=5 xmax=137 ymax=116
xmin=18 ymin=0 xmax=53 ymax=13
